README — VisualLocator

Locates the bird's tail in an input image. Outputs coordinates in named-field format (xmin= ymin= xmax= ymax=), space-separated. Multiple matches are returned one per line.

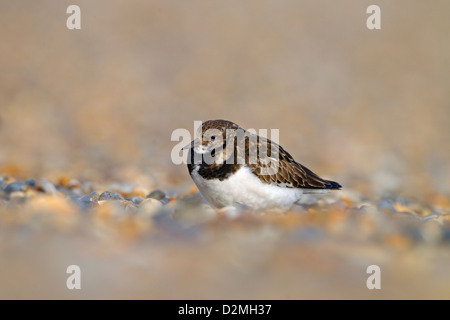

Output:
xmin=301 ymin=180 xmax=342 ymax=194
xmin=323 ymin=179 xmax=342 ymax=190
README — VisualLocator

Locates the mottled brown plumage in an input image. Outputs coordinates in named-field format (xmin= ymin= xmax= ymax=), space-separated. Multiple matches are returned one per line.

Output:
xmin=189 ymin=119 xmax=341 ymax=190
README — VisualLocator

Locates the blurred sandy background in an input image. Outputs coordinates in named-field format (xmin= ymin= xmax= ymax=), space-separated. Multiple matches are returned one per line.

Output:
xmin=1 ymin=0 xmax=450 ymax=300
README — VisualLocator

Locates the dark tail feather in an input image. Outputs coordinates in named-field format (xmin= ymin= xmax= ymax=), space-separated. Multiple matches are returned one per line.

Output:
xmin=324 ymin=180 xmax=342 ymax=190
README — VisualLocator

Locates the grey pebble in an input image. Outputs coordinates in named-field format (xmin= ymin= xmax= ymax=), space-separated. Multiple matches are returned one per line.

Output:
xmin=72 ymin=193 xmax=98 ymax=209
xmin=99 ymin=191 xmax=125 ymax=201
xmin=25 ymin=178 xmax=37 ymax=188
xmin=126 ymin=195 xmax=144 ymax=205
xmin=80 ymin=191 xmax=100 ymax=202
xmin=359 ymin=204 xmax=376 ymax=213
xmin=139 ymin=198 xmax=163 ymax=217
xmin=147 ymin=190 xmax=166 ymax=200
xmin=38 ymin=180 xmax=57 ymax=194
xmin=4 ymin=182 xmax=26 ymax=194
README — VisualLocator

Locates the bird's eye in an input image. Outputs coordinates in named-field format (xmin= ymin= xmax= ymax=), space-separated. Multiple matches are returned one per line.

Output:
xmin=211 ymin=135 xmax=216 ymax=141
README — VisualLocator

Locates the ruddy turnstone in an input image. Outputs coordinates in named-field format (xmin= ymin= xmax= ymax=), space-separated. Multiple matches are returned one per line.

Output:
xmin=184 ymin=120 xmax=341 ymax=211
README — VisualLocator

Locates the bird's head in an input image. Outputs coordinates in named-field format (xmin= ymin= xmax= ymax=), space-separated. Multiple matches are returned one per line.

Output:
xmin=183 ymin=120 xmax=241 ymax=162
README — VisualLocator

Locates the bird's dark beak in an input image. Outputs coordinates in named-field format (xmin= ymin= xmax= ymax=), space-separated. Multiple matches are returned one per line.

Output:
xmin=182 ymin=138 xmax=201 ymax=150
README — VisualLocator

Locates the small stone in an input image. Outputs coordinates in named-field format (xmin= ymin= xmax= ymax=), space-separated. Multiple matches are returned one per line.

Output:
xmin=80 ymin=191 xmax=100 ymax=202
xmin=74 ymin=191 xmax=100 ymax=209
xmin=4 ymin=182 xmax=27 ymax=194
xmin=139 ymin=198 xmax=163 ymax=217
xmin=359 ymin=204 xmax=377 ymax=213
xmin=99 ymin=191 xmax=125 ymax=201
xmin=24 ymin=178 xmax=37 ymax=188
xmin=37 ymin=180 xmax=57 ymax=194
xmin=147 ymin=190 xmax=166 ymax=201
xmin=126 ymin=196 xmax=144 ymax=206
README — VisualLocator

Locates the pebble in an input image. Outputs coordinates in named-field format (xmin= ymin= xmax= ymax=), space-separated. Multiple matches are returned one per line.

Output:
xmin=37 ymin=180 xmax=57 ymax=194
xmin=0 ymin=174 xmax=448 ymax=252
xmin=138 ymin=198 xmax=163 ymax=217
xmin=147 ymin=189 xmax=171 ymax=205
xmin=74 ymin=192 xmax=100 ymax=209
xmin=126 ymin=196 xmax=145 ymax=206
xmin=24 ymin=178 xmax=37 ymax=188
xmin=147 ymin=190 xmax=166 ymax=200
xmin=4 ymin=182 xmax=27 ymax=194
xmin=99 ymin=191 xmax=125 ymax=201
xmin=359 ymin=204 xmax=377 ymax=213
xmin=80 ymin=192 xmax=100 ymax=202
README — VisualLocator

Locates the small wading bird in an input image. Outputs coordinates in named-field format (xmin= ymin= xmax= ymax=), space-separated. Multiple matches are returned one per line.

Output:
xmin=184 ymin=120 xmax=341 ymax=212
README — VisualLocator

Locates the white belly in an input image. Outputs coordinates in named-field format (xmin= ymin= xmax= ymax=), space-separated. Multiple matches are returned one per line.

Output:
xmin=190 ymin=166 xmax=303 ymax=211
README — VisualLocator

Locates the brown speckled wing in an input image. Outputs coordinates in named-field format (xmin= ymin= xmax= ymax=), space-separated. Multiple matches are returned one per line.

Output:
xmin=243 ymin=133 xmax=342 ymax=190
